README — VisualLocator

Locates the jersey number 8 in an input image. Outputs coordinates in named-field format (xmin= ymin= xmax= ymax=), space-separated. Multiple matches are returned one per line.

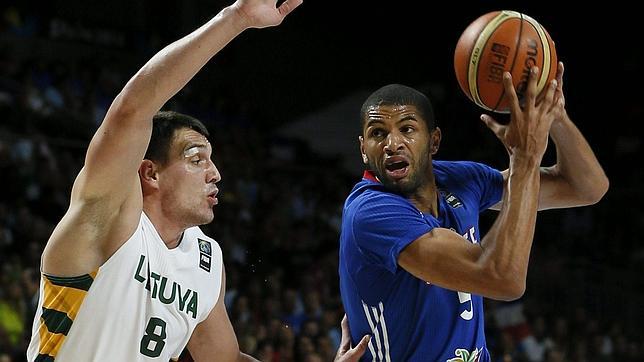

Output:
xmin=140 ymin=317 xmax=167 ymax=357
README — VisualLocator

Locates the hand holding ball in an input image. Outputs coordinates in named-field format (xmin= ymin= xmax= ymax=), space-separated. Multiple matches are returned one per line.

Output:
xmin=454 ymin=11 xmax=557 ymax=113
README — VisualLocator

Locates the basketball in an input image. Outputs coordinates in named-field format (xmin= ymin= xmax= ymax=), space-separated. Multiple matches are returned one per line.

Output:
xmin=454 ymin=10 xmax=557 ymax=113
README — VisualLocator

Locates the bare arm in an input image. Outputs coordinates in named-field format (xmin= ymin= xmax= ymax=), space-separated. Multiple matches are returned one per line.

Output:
xmin=78 ymin=0 xmax=301 ymax=203
xmin=538 ymin=114 xmax=609 ymax=208
xmin=400 ymin=158 xmax=540 ymax=300
xmin=42 ymin=0 xmax=302 ymax=275
xmin=400 ymin=67 xmax=558 ymax=300
xmin=188 ymin=269 xmax=259 ymax=362
xmin=489 ymin=62 xmax=609 ymax=211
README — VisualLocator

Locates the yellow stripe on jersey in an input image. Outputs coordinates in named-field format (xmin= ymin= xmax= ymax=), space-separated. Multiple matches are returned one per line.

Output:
xmin=36 ymin=271 xmax=97 ymax=360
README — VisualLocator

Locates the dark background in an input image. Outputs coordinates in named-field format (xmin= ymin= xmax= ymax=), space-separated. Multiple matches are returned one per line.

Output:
xmin=7 ymin=0 xmax=639 ymax=126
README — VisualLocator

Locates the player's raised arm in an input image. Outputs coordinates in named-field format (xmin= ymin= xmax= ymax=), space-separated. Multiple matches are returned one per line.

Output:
xmin=485 ymin=62 xmax=608 ymax=211
xmin=43 ymin=0 xmax=302 ymax=276
xmin=525 ymin=62 xmax=609 ymax=209
xmin=76 ymin=0 xmax=302 ymax=205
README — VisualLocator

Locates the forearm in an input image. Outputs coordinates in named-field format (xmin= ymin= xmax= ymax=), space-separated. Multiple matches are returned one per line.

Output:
xmin=548 ymin=114 xmax=609 ymax=202
xmin=480 ymin=156 xmax=541 ymax=296
xmin=114 ymin=5 xmax=247 ymax=118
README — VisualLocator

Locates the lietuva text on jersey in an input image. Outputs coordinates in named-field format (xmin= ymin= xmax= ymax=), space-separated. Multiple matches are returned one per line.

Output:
xmin=27 ymin=213 xmax=223 ymax=361
xmin=134 ymin=254 xmax=199 ymax=319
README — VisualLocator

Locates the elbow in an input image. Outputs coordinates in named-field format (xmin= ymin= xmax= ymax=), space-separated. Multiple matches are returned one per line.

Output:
xmin=483 ymin=266 xmax=526 ymax=301
xmin=584 ymin=175 xmax=610 ymax=205
xmin=496 ymin=280 xmax=526 ymax=301
xmin=594 ymin=175 xmax=610 ymax=203
xmin=108 ymin=92 xmax=144 ymax=121
xmin=108 ymin=73 xmax=158 ymax=122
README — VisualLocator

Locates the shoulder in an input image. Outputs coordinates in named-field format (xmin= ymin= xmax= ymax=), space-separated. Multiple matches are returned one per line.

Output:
xmin=348 ymin=190 xmax=428 ymax=238
xmin=348 ymin=183 xmax=415 ymax=215
xmin=434 ymin=160 xmax=497 ymax=175
xmin=434 ymin=160 xmax=500 ymax=183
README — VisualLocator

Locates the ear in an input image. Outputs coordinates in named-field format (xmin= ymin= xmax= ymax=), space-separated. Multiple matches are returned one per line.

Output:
xmin=139 ymin=159 xmax=160 ymax=191
xmin=358 ymin=136 xmax=368 ymax=164
xmin=430 ymin=127 xmax=442 ymax=155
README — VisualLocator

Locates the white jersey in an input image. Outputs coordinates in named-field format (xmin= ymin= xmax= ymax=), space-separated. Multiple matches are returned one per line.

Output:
xmin=27 ymin=212 xmax=223 ymax=361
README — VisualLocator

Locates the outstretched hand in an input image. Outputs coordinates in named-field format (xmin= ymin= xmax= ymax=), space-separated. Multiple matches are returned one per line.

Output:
xmin=480 ymin=65 xmax=559 ymax=159
xmin=334 ymin=315 xmax=370 ymax=362
xmin=232 ymin=0 xmax=303 ymax=29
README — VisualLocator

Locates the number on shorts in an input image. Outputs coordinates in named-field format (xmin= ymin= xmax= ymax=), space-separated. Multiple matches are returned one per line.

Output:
xmin=140 ymin=317 xmax=167 ymax=357
xmin=458 ymin=291 xmax=473 ymax=321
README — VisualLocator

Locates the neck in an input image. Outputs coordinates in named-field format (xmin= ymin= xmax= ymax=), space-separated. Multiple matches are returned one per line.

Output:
xmin=143 ymin=203 xmax=185 ymax=249
xmin=407 ymin=166 xmax=439 ymax=217
xmin=408 ymin=181 xmax=439 ymax=217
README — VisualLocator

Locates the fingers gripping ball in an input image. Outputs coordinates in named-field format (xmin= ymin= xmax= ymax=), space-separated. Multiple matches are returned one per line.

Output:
xmin=454 ymin=10 xmax=557 ymax=113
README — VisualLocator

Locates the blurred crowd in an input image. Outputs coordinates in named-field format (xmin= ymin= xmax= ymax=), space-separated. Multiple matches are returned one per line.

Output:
xmin=1 ymin=4 xmax=643 ymax=362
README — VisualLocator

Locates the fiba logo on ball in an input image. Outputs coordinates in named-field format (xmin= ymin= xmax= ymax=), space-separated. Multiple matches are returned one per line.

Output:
xmin=454 ymin=10 xmax=557 ymax=113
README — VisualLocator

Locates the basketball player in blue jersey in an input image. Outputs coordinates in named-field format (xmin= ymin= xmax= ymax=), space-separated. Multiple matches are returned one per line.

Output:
xmin=24 ymin=0 xmax=370 ymax=361
xmin=339 ymin=63 xmax=609 ymax=361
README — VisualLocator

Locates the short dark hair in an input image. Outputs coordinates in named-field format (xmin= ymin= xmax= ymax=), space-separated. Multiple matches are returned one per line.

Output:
xmin=360 ymin=84 xmax=436 ymax=129
xmin=145 ymin=111 xmax=209 ymax=165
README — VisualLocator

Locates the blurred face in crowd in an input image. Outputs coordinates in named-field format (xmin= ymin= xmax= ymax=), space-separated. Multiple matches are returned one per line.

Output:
xmin=360 ymin=104 xmax=441 ymax=195
xmin=155 ymin=128 xmax=221 ymax=227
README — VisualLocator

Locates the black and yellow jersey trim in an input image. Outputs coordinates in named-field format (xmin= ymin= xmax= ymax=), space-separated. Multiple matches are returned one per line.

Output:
xmin=35 ymin=271 xmax=97 ymax=361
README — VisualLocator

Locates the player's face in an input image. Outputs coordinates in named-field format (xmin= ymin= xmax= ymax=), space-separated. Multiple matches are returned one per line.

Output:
xmin=360 ymin=104 xmax=440 ymax=194
xmin=158 ymin=129 xmax=220 ymax=226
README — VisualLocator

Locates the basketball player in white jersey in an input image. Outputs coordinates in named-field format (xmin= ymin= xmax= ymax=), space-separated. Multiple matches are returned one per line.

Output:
xmin=26 ymin=0 xmax=369 ymax=360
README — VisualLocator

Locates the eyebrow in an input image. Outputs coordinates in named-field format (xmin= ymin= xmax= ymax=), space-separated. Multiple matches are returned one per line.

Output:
xmin=397 ymin=115 xmax=419 ymax=124
xmin=366 ymin=115 xmax=418 ymax=128
xmin=365 ymin=119 xmax=385 ymax=127
xmin=183 ymin=143 xmax=209 ymax=157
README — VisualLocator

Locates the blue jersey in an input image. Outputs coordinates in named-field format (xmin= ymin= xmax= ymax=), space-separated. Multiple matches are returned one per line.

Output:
xmin=339 ymin=160 xmax=503 ymax=362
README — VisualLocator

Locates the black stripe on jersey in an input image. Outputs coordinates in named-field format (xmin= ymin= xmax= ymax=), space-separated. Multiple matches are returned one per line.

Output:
xmin=41 ymin=307 xmax=73 ymax=335
xmin=44 ymin=273 xmax=94 ymax=291
xmin=35 ymin=354 xmax=55 ymax=362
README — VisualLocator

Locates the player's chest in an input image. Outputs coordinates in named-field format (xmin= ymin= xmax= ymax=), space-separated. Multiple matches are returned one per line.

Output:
xmin=424 ymin=190 xmax=480 ymax=241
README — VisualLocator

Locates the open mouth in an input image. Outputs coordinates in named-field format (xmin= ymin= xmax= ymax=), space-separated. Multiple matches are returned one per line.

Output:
xmin=384 ymin=158 xmax=410 ymax=179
